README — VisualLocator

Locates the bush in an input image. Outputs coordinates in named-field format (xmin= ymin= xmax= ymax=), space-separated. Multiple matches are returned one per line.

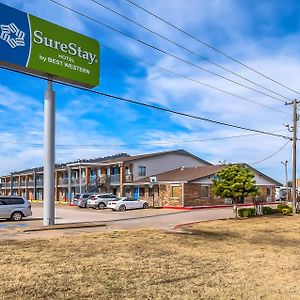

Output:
xmin=262 ymin=206 xmax=273 ymax=215
xmin=238 ymin=208 xmax=256 ymax=218
xmin=277 ymin=204 xmax=290 ymax=212
xmin=272 ymin=208 xmax=280 ymax=214
xmin=282 ymin=207 xmax=293 ymax=215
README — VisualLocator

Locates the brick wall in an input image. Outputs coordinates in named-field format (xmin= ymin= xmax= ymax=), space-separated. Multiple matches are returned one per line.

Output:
xmin=183 ymin=183 xmax=275 ymax=207
xmin=132 ymin=183 xmax=276 ymax=207
xmin=184 ymin=183 xmax=225 ymax=206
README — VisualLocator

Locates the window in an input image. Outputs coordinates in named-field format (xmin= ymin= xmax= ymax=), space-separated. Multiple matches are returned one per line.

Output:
xmin=138 ymin=166 xmax=146 ymax=177
xmin=139 ymin=187 xmax=145 ymax=197
xmin=171 ymin=186 xmax=181 ymax=198
xmin=2 ymin=197 xmax=25 ymax=205
xmin=201 ymin=186 xmax=209 ymax=198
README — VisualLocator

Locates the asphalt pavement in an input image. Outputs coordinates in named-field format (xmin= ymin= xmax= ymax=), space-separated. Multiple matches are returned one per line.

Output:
xmin=0 ymin=203 xmax=236 ymax=240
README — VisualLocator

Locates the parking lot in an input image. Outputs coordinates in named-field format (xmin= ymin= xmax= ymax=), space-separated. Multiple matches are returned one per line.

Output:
xmin=0 ymin=203 xmax=235 ymax=239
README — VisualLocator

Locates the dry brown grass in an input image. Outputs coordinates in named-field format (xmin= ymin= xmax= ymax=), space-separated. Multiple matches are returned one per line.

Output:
xmin=1 ymin=215 xmax=300 ymax=300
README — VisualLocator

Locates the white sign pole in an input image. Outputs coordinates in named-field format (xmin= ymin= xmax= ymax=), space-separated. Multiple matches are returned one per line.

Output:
xmin=43 ymin=77 xmax=55 ymax=226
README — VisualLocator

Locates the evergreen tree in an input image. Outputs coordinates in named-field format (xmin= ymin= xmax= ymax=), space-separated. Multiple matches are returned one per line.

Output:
xmin=212 ymin=164 xmax=259 ymax=217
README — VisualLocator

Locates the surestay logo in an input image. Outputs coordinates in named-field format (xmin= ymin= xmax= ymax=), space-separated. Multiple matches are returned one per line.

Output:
xmin=0 ymin=23 xmax=25 ymax=48
xmin=0 ymin=2 xmax=100 ymax=88
xmin=33 ymin=30 xmax=97 ymax=65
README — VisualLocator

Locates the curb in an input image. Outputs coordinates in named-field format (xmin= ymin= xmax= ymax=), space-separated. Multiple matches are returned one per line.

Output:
xmin=22 ymin=222 xmax=106 ymax=232
xmin=162 ymin=202 xmax=283 ymax=210
xmin=29 ymin=200 xmax=72 ymax=205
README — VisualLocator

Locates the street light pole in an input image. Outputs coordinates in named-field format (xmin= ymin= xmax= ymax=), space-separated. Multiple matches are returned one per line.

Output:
xmin=43 ymin=78 xmax=55 ymax=226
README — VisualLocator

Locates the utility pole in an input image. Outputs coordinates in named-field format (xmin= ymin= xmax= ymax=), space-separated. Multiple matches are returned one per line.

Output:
xmin=285 ymin=99 xmax=299 ymax=214
xmin=281 ymin=160 xmax=289 ymax=201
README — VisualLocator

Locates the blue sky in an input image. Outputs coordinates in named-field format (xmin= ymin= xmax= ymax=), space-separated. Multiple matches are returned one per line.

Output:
xmin=1 ymin=0 xmax=300 ymax=183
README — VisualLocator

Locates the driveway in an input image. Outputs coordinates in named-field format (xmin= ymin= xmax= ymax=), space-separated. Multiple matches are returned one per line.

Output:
xmin=0 ymin=203 xmax=235 ymax=240
xmin=31 ymin=205 xmax=235 ymax=228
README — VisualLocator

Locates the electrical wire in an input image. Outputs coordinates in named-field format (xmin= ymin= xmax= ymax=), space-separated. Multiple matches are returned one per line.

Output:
xmin=48 ymin=0 xmax=287 ymax=103
xmin=102 ymin=45 xmax=291 ymax=116
xmin=124 ymin=0 xmax=300 ymax=96
xmin=0 ymin=65 xmax=292 ymax=140
xmin=249 ymin=140 xmax=291 ymax=165
xmin=0 ymin=130 xmax=289 ymax=149
xmin=91 ymin=0 xmax=290 ymax=102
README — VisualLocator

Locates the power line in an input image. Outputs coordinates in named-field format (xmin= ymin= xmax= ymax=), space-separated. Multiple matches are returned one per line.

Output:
xmin=48 ymin=0 xmax=287 ymax=104
xmin=91 ymin=0 xmax=290 ymax=102
xmin=0 ymin=130 xmax=289 ymax=149
xmin=249 ymin=140 xmax=291 ymax=165
xmin=0 ymin=66 xmax=292 ymax=140
xmin=124 ymin=0 xmax=300 ymax=96
xmin=102 ymin=45 xmax=291 ymax=116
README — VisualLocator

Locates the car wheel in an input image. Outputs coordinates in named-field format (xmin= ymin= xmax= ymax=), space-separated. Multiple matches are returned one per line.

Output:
xmin=98 ymin=202 xmax=106 ymax=210
xmin=10 ymin=212 xmax=23 ymax=221
xmin=143 ymin=203 xmax=149 ymax=209
xmin=119 ymin=205 xmax=126 ymax=211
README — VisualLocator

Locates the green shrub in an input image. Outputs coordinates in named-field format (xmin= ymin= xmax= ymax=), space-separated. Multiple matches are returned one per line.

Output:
xmin=277 ymin=204 xmax=290 ymax=212
xmin=272 ymin=208 xmax=280 ymax=214
xmin=282 ymin=207 xmax=293 ymax=215
xmin=242 ymin=210 xmax=250 ymax=217
xmin=248 ymin=208 xmax=256 ymax=216
xmin=238 ymin=208 xmax=244 ymax=217
xmin=238 ymin=208 xmax=256 ymax=218
xmin=262 ymin=206 xmax=273 ymax=215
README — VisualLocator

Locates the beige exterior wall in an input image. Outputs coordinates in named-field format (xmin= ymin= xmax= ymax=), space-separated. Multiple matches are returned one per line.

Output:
xmin=131 ymin=153 xmax=209 ymax=182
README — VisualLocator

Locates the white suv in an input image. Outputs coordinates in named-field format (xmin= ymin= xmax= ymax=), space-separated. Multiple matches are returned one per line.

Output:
xmin=0 ymin=196 xmax=32 ymax=221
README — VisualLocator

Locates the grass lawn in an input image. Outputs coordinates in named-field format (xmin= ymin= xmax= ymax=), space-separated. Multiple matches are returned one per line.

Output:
xmin=1 ymin=215 xmax=300 ymax=300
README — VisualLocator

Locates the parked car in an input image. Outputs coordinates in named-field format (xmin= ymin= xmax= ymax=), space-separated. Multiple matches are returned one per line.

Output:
xmin=0 ymin=196 xmax=32 ymax=221
xmin=107 ymin=197 xmax=149 ymax=211
xmin=73 ymin=193 xmax=94 ymax=208
xmin=86 ymin=194 xmax=120 ymax=209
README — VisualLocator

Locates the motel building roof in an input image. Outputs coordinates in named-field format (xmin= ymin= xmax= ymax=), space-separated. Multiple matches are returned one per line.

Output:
xmin=132 ymin=164 xmax=282 ymax=186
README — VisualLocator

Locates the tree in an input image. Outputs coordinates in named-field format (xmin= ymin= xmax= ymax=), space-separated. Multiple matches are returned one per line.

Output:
xmin=212 ymin=164 xmax=259 ymax=217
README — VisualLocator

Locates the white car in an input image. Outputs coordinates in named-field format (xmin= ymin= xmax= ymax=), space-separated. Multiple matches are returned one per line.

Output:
xmin=107 ymin=197 xmax=149 ymax=211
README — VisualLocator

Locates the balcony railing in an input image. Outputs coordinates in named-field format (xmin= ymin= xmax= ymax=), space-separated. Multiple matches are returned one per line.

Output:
xmin=27 ymin=180 xmax=34 ymax=187
xmin=20 ymin=181 xmax=26 ymax=187
xmin=58 ymin=178 xmax=69 ymax=186
xmin=36 ymin=179 xmax=43 ymax=187
xmin=72 ymin=178 xmax=86 ymax=185
xmin=100 ymin=174 xmax=120 ymax=186
xmin=12 ymin=182 xmax=19 ymax=188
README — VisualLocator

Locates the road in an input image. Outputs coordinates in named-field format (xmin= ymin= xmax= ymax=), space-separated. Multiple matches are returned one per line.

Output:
xmin=0 ymin=204 xmax=235 ymax=239
xmin=32 ymin=204 xmax=235 ymax=229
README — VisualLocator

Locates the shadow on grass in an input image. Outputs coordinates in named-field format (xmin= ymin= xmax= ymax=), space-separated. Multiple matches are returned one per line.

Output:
xmin=171 ymin=228 xmax=240 ymax=241
xmin=149 ymin=273 xmax=203 ymax=285
xmin=170 ymin=215 xmax=300 ymax=248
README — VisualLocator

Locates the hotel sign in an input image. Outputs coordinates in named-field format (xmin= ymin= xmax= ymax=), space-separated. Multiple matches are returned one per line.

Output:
xmin=0 ymin=3 xmax=100 ymax=88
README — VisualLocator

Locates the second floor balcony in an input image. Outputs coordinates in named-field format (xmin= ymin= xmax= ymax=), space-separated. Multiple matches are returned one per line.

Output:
xmin=36 ymin=179 xmax=43 ymax=187
xmin=27 ymin=180 xmax=34 ymax=187
xmin=100 ymin=174 xmax=120 ymax=186
xmin=58 ymin=178 xmax=69 ymax=186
